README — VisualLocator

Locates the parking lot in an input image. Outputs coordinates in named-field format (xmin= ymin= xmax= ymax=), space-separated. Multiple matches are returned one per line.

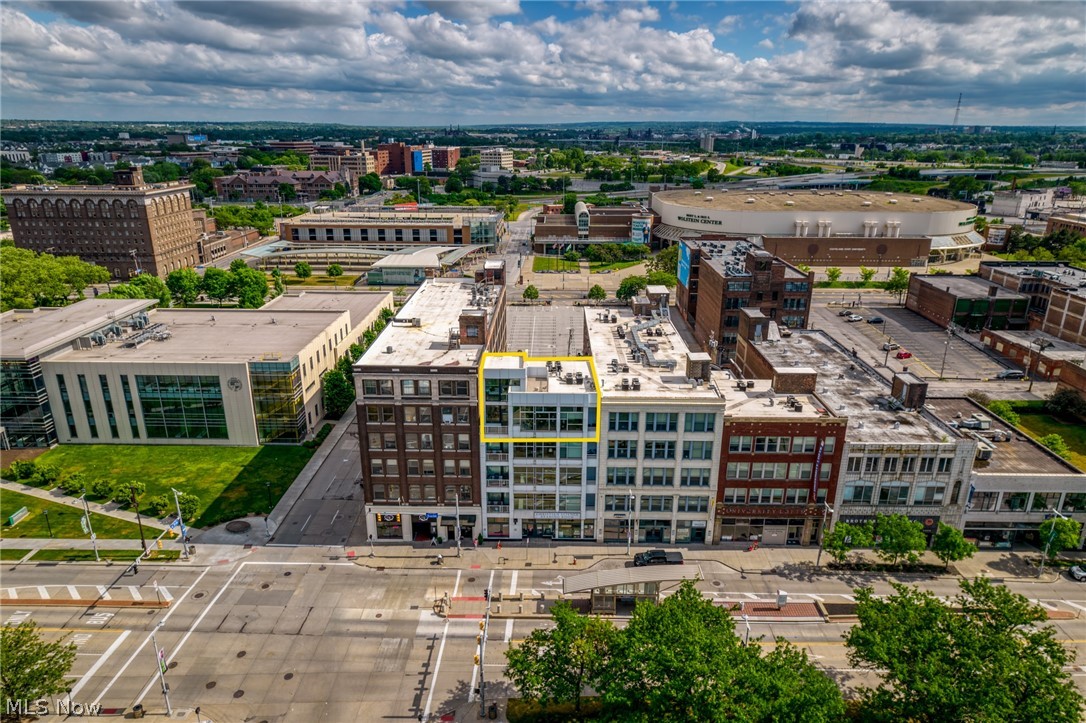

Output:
xmin=809 ymin=297 xmax=1013 ymax=381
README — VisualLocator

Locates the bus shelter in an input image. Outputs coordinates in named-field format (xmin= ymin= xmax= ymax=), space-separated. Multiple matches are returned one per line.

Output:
xmin=562 ymin=565 xmax=703 ymax=614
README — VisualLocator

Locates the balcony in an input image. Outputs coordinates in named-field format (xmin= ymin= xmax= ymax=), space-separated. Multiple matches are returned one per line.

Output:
xmin=485 ymin=453 xmax=509 ymax=462
xmin=487 ymin=505 xmax=510 ymax=514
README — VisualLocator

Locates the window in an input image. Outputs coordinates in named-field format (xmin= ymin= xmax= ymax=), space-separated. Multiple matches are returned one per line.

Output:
xmin=792 ymin=436 xmax=817 ymax=454
xmin=755 ymin=436 xmax=790 ymax=453
xmin=878 ymin=482 xmax=910 ymax=505
xmin=680 ymin=469 xmax=711 ymax=487
xmin=135 ymin=375 xmax=227 ymax=440
xmin=883 ymin=457 xmax=898 ymax=473
xmin=972 ymin=491 xmax=999 ymax=511
xmin=726 ymin=462 xmax=749 ymax=480
xmin=729 ymin=436 xmax=753 ymax=453
xmin=785 ymin=488 xmax=809 ymax=504
xmin=919 ymin=457 xmax=935 ymax=474
xmin=559 ymin=408 xmax=584 ymax=432
xmin=401 ymin=379 xmax=431 ymax=397
xmin=678 ymin=496 xmax=709 ymax=513
xmin=722 ymin=488 xmax=745 ymax=504
xmin=424 ymin=485 xmax=437 ymax=502
xmin=1062 ymin=492 xmax=1086 ymax=513
xmin=458 ymin=434 xmax=471 ymax=451
xmin=937 ymin=457 xmax=953 ymax=474
xmin=559 ymin=443 xmax=582 ymax=459
xmin=914 ymin=484 xmax=945 ymax=506
xmin=819 ymin=463 xmax=833 ymax=482
xmin=682 ymin=440 xmax=713 ymax=460
xmin=370 ymin=459 xmax=384 ymax=476
xmin=383 ymin=432 xmax=397 ymax=450
xmin=847 ymin=457 xmax=863 ymax=473
xmin=748 ymin=488 xmax=784 ymax=504
xmin=788 ymin=463 xmax=813 ymax=481
xmin=362 ymin=379 xmax=394 ymax=396
xmin=642 ymin=468 xmax=674 ymax=487
xmin=901 ymin=457 xmax=916 ymax=473
xmin=606 ymin=467 xmax=637 ymax=486
xmin=442 ymin=434 xmax=454 ymax=451
xmin=444 ymin=460 xmax=456 ymax=476
xmin=608 ymin=440 xmax=637 ymax=459
xmin=559 ymin=494 xmax=581 ymax=512
xmin=366 ymin=406 xmax=394 ymax=424
xmin=644 ymin=441 xmax=676 ymax=459
xmin=368 ymin=433 xmax=381 ymax=449
xmin=751 ymin=462 xmax=787 ymax=480
xmin=608 ymin=411 xmax=638 ymax=431
xmin=1002 ymin=492 xmax=1028 ymax=511
xmin=439 ymin=380 xmax=470 ymax=397
xmin=604 ymin=495 xmax=635 ymax=512
xmin=1031 ymin=492 xmax=1061 ymax=511
xmin=403 ymin=406 xmax=432 ymax=424
xmin=684 ymin=413 xmax=715 ymax=433
xmin=844 ymin=483 xmax=874 ymax=504
xmin=420 ymin=433 xmax=434 ymax=450
xmin=640 ymin=496 xmax=673 ymax=512
xmin=823 ymin=437 xmax=836 ymax=454
xmin=864 ymin=457 xmax=880 ymax=473
xmin=422 ymin=459 xmax=435 ymax=476
xmin=644 ymin=412 xmax=678 ymax=432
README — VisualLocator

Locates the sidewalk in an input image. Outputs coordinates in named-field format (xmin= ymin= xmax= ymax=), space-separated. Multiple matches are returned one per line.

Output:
xmin=0 ymin=478 xmax=169 ymax=530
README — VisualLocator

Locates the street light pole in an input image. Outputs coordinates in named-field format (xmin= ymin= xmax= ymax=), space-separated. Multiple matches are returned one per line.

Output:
xmin=626 ymin=493 xmax=635 ymax=555
xmin=455 ymin=492 xmax=462 ymax=558
xmin=938 ymin=327 xmax=953 ymax=380
xmin=171 ymin=488 xmax=189 ymax=560
xmin=130 ymin=485 xmax=147 ymax=557
xmin=150 ymin=621 xmax=172 ymax=715
xmin=1028 ymin=339 xmax=1053 ymax=393
xmin=44 ymin=510 xmax=52 ymax=538
xmin=79 ymin=493 xmax=99 ymax=562
xmin=815 ymin=502 xmax=834 ymax=569
xmin=1038 ymin=508 xmax=1069 ymax=578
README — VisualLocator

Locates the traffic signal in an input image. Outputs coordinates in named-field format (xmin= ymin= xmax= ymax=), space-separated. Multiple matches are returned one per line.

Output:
xmin=157 ymin=540 xmax=163 ymax=550
xmin=483 ymin=588 xmax=490 ymax=601
xmin=473 ymin=654 xmax=480 ymax=666
xmin=479 ymin=620 xmax=485 ymax=631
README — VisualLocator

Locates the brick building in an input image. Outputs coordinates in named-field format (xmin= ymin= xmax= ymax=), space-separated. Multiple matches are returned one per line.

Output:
xmin=430 ymin=147 xmax=461 ymax=170
xmin=977 ymin=262 xmax=1086 ymax=345
xmin=905 ymin=274 xmax=1030 ymax=331
xmin=214 ymin=169 xmax=355 ymax=203
xmin=676 ymin=242 xmax=813 ymax=363
xmin=532 ymin=203 xmax=653 ymax=253
xmin=3 ymin=168 xmax=201 ymax=278
xmin=278 ymin=207 xmax=507 ymax=251
xmin=357 ymin=279 xmax=507 ymax=543
xmin=1045 ymin=212 xmax=1086 ymax=238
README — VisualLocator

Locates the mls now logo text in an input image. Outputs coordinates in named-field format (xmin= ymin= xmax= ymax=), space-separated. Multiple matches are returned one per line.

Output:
xmin=6 ymin=699 xmax=103 ymax=716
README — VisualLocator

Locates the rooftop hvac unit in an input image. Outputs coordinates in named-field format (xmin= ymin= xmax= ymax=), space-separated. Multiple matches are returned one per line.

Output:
xmin=386 ymin=345 xmax=394 ymax=354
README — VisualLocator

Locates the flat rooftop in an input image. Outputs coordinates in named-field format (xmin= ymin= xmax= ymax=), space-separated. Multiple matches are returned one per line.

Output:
xmin=584 ymin=308 xmax=726 ymax=401
xmin=1 ymin=299 xmax=158 ymax=359
xmin=755 ymin=331 xmax=949 ymax=443
xmin=46 ymin=309 xmax=348 ymax=364
xmin=986 ymin=329 xmax=1086 ymax=361
xmin=924 ymin=398 xmax=1082 ymax=475
xmin=507 ymin=305 xmax=586 ymax=357
xmin=703 ymin=248 xmax=807 ymax=279
xmin=264 ymin=290 xmax=392 ymax=331
xmin=916 ymin=275 xmax=1028 ymax=299
xmin=482 ymin=356 xmax=595 ymax=395
xmin=722 ymin=379 xmax=834 ymax=420
xmin=357 ymin=279 xmax=500 ymax=368
xmin=983 ymin=262 xmax=1086 ymax=298
xmin=286 ymin=207 xmax=502 ymax=226
xmin=655 ymin=188 xmax=972 ymax=213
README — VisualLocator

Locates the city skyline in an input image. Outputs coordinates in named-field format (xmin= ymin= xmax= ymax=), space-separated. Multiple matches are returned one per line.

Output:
xmin=1 ymin=0 xmax=1083 ymax=127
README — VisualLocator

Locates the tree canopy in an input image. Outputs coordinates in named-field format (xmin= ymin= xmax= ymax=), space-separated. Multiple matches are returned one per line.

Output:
xmin=522 ymin=285 xmax=539 ymax=300
xmin=0 ymin=247 xmax=110 ymax=310
xmin=616 ymin=275 xmax=648 ymax=301
xmin=930 ymin=522 xmax=977 ymax=569
xmin=846 ymin=578 xmax=1084 ymax=723
xmin=0 ymin=621 xmax=77 ymax=715
xmin=100 ymin=273 xmax=170 ymax=307
xmin=165 ymin=268 xmax=201 ymax=306
xmin=872 ymin=513 xmax=928 ymax=568
xmin=1038 ymin=516 xmax=1083 ymax=560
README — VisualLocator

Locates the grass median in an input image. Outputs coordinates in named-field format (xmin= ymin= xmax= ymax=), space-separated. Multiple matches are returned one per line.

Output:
xmin=28 ymin=548 xmax=181 ymax=562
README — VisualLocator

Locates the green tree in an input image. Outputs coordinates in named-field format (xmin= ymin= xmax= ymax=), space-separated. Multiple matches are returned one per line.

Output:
xmin=563 ymin=249 xmax=581 ymax=263
xmin=229 ymin=267 xmax=269 ymax=308
xmin=588 ymin=284 xmax=607 ymax=303
xmin=616 ymin=275 xmax=648 ymax=301
xmin=645 ymin=270 xmax=678 ymax=288
xmin=1038 ymin=517 xmax=1083 ymax=560
xmin=873 ymin=514 xmax=927 ymax=568
xmin=846 ymin=578 xmax=1084 ymax=723
xmin=326 ymin=263 xmax=344 ymax=288
xmin=987 ymin=400 xmax=1020 ymax=426
xmin=562 ymin=192 xmax=578 ymax=214
xmin=294 ymin=261 xmax=312 ymax=280
xmin=885 ymin=266 xmax=911 ymax=302
xmin=277 ymin=183 xmax=297 ymax=201
xmin=55 ymin=255 xmax=110 ymax=299
xmin=522 ymin=285 xmax=539 ymax=301
xmin=823 ymin=520 xmax=874 ymax=564
xmin=505 ymin=600 xmax=616 ymax=712
xmin=165 ymin=268 xmax=202 ymax=306
xmin=825 ymin=266 xmax=842 ymax=283
xmin=200 ymin=267 xmax=231 ymax=306
xmin=102 ymin=274 xmax=170 ymax=307
xmin=930 ymin=522 xmax=977 ymax=569
xmin=649 ymin=244 xmax=679 ymax=274
xmin=359 ymin=173 xmax=382 ymax=193
xmin=444 ymin=175 xmax=463 ymax=193
xmin=1040 ymin=433 xmax=1072 ymax=459
xmin=1046 ymin=388 xmax=1086 ymax=420
xmin=859 ymin=265 xmax=877 ymax=283
xmin=321 ymin=369 xmax=355 ymax=419
xmin=0 ymin=621 xmax=77 ymax=715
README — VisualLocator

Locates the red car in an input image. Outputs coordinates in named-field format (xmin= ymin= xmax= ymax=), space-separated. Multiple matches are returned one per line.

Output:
xmin=895 ymin=350 xmax=913 ymax=359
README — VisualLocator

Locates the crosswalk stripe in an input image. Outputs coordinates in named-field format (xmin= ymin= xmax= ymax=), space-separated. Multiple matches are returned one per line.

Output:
xmin=67 ymin=585 xmax=79 ymax=599
xmin=129 ymin=587 xmax=141 ymax=601
xmin=37 ymin=586 xmax=49 ymax=599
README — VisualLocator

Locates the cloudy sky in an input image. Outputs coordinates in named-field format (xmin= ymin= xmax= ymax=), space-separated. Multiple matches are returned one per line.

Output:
xmin=2 ymin=1 xmax=1083 ymax=126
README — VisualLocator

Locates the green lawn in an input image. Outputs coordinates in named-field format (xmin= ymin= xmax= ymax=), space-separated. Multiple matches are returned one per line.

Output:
xmin=590 ymin=260 xmax=643 ymax=273
xmin=0 ymin=548 xmax=31 ymax=560
xmin=282 ymin=274 xmax=360 ymax=287
xmin=29 ymin=548 xmax=180 ymax=562
xmin=36 ymin=445 xmax=315 ymax=529
xmin=1 ymin=490 xmax=146 ymax=540
xmin=1014 ymin=412 xmax=1086 ymax=471
xmin=533 ymin=256 xmax=579 ymax=273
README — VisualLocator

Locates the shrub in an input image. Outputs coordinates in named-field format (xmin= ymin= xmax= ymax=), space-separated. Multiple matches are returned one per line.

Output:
xmin=28 ymin=463 xmax=61 ymax=488
xmin=6 ymin=460 xmax=38 ymax=481
xmin=58 ymin=473 xmax=88 ymax=495
xmin=303 ymin=423 xmax=334 ymax=449
xmin=987 ymin=400 xmax=1020 ymax=426
xmin=87 ymin=478 xmax=115 ymax=499
xmin=148 ymin=494 xmax=172 ymax=517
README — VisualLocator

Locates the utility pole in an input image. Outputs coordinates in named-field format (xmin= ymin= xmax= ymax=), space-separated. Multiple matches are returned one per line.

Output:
xmin=1028 ymin=338 xmax=1053 ymax=393
xmin=626 ymin=493 xmax=635 ymax=555
xmin=130 ymin=485 xmax=147 ymax=557
xmin=815 ymin=502 xmax=834 ymax=569
xmin=171 ymin=488 xmax=189 ymax=560
xmin=150 ymin=621 xmax=172 ymax=715
xmin=477 ymin=592 xmax=492 ymax=718
xmin=1038 ymin=508 xmax=1069 ymax=578
xmin=80 ymin=493 xmax=100 ymax=562
xmin=938 ymin=327 xmax=953 ymax=380
xmin=454 ymin=491 xmax=462 ymax=558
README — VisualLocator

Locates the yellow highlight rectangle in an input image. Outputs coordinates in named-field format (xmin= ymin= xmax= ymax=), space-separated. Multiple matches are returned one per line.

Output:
xmin=479 ymin=351 xmax=601 ymax=444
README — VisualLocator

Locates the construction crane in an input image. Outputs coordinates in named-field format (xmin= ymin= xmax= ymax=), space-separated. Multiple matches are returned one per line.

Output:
xmin=951 ymin=93 xmax=963 ymax=128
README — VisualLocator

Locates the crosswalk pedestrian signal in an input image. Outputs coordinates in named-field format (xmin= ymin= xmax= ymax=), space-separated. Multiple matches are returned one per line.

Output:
xmin=157 ymin=540 xmax=163 ymax=550
xmin=479 ymin=620 xmax=485 ymax=631
xmin=473 ymin=654 xmax=480 ymax=666
xmin=483 ymin=588 xmax=490 ymax=601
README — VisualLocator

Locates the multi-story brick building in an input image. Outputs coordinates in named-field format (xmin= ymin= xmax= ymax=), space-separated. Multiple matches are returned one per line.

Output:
xmin=977 ymin=262 xmax=1086 ymax=345
xmin=356 ymin=279 xmax=507 ymax=543
xmin=905 ymin=274 xmax=1030 ymax=331
xmin=676 ymin=242 xmax=813 ymax=363
xmin=214 ymin=169 xmax=355 ymax=203
xmin=430 ymin=147 xmax=461 ymax=171
xmin=1045 ymin=212 xmax=1086 ymax=238
xmin=278 ymin=207 xmax=508 ymax=251
xmin=532 ymin=203 xmax=654 ymax=253
xmin=3 ymin=168 xmax=201 ymax=278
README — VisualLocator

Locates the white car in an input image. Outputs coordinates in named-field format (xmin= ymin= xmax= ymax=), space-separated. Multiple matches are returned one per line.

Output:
xmin=882 ymin=342 xmax=900 ymax=351
xmin=846 ymin=314 xmax=864 ymax=322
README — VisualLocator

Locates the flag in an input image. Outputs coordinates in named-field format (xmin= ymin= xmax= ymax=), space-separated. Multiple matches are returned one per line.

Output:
xmin=81 ymin=515 xmax=89 ymax=534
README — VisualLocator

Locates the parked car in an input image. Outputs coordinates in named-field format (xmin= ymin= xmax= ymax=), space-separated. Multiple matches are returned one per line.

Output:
xmin=882 ymin=342 xmax=900 ymax=351
xmin=1070 ymin=565 xmax=1086 ymax=582
xmin=838 ymin=309 xmax=853 ymax=317
xmin=633 ymin=549 xmax=685 ymax=566
xmin=896 ymin=350 xmax=913 ymax=359
xmin=846 ymin=314 xmax=864 ymax=322
xmin=996 ymin=370 xmax=1026 ymax=380
xmin=866 ymin=316 xmax=885 ymax=324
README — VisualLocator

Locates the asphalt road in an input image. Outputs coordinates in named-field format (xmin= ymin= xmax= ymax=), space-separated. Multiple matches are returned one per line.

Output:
xmin=271 ymin=408 xmax=367 ymax=548
xmin=4 ymin=550 xmax=1084 ymax=721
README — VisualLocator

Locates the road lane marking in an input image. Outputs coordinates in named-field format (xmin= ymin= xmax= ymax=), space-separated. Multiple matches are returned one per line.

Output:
xmin=423 ymin=619 xmax=451 ymax=719
xmin=129 ymin=587 xmax=142 ymax=602
xmin=504 ymin=620 xmax=513 ymax=643
xmin=5 ymin=589 xmax=15 ymax=599
xmin=508 ymin=570 xmax=518 ymax=595
xmin=67 ymin=585 xmax=79 ymax=599
xmin=96 ymin=585 xmax=110 ymax=600
xmin=68 ymin=630 xmax=131 ymax=700
xmin=451 ymin=570 xmax=462 ymax=599
xmin=1064 ymin=601 xmax=1086 ymax=614
xmin=37 ymin=586 xmax=49 ymax=599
